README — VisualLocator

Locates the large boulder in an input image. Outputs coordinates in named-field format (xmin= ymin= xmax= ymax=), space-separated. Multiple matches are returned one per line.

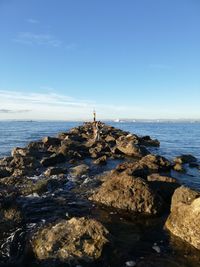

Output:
xmin=89 ymin=173 xmax=163 ymax=214
xmin=165 ymin=186 xmax=200 ymax=250
xmin=116 ymin=137 xmax=149 ymax=157
xmin=31 ymin=217 xmax=109 ymax=262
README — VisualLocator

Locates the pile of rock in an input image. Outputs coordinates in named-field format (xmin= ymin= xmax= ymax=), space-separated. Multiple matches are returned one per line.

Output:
xmin=0 ymin=122 xmax=200 ymax=265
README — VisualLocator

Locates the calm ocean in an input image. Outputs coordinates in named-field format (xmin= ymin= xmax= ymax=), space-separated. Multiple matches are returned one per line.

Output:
xmin=0 ymin=120 xmax=200 ymax=187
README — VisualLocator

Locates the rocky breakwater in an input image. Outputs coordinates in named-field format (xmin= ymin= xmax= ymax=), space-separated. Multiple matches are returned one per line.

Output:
xmin=0 ymin=122 xmax=200 ymax=266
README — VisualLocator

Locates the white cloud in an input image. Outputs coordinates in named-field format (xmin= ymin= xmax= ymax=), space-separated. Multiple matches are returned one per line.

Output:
xmin=0 ymin=90 xmax=143 ymax=120
xmin=13 ymin=32 xmax=62 ymax=47
xmin=0 ymin=109 xmax=31 ymax=113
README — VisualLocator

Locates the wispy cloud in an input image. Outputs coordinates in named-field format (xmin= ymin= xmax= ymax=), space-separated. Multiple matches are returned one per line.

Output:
xmin=0 ymin=109 xmax=31 ymax=113
xmin=13 ymin=32 xmax=62 ymax=47
xmin=0 ymin=90 xmax=143 ymax=120
xmin=27 ymin=18 xmax=39 ymax=24
xmin=0 ymin=90 xmax=94 ymax=108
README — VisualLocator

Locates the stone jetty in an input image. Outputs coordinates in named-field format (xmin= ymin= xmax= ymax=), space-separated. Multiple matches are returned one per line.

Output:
xmin=0 ymin=122 xmax=199 ymax=266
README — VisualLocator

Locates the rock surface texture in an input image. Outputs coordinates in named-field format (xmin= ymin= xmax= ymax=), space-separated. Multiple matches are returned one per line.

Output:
xmin=31 ymin=217 xmax=109 ymax=262
xmin=90 ymin=172 xmax=163 ymax=214
xmin=165 ymin=186 xmax=200 ymax=249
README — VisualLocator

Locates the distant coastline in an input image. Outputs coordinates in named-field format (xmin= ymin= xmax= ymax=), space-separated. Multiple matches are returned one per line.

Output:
xmin=0 ymin=119 xmax=200 ymax=123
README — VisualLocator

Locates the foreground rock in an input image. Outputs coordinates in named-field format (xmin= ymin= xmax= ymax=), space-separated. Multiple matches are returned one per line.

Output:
xmin=165 ymin=186 xmax=200 ymax=250
xmin=90 ymin=172 xmax=163 ymax=214
xmin=31 ymin=217 xmax=109 ymax=262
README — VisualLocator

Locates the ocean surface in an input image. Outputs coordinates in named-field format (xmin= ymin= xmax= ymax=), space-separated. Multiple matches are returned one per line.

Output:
xmin=0 ymin=120 xmax=200 ymax=187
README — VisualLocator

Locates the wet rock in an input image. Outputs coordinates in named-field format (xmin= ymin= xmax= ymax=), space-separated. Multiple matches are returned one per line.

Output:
xmin=139 ymin=135 xmax=160 ymax=147
xmin=44 ymin=167 xmax=67 ymax=177
xmin=31 ymin=217 xmax=109 ymax=262
xmin=93 ymin=155 xmax=107 ymax=165
xmin=174 ymin=154 xmax=197 ymax=164
xmin=173 ymin=163 xmax=185 ymax=172
xmin=70 ymin=164 xmax=89 ymax=177
xmin=40 ymin=153 xmax=66 ymax=167
xmin=116 ymin=137 xmax=149 ymax=157
xmin=165 ymin=186 xmax=200 ymax=250
xmin=90 ymin=173 xmax=163 ymax=214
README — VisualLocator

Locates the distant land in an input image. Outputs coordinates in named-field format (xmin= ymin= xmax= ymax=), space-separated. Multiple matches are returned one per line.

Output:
xmin=0 ymin=119 xmax=200 ymax=123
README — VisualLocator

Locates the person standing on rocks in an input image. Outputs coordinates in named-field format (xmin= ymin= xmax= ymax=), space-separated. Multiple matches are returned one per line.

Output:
xmin=93 ymin=109 xmax=96 ymax=122
xmin=93 ymin=121 xmax=100 ymax=141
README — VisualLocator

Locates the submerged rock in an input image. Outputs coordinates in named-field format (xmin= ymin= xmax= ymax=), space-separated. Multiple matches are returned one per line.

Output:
xmin=31 ymin=217 xmax=109 ymax=262
xmin=165 ymin=186 xmax=200 ymax=250
xmin=90 ymin=173 xmax=163 ymax=214
xmin=174 ymin=154 xmax=197 ymax=164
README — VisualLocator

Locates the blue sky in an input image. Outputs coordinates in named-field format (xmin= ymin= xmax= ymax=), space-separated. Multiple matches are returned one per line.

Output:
xmin=0 ymin=0 xmax=200 ymax=120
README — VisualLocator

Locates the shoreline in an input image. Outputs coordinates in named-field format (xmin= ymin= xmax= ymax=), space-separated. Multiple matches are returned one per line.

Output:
xmin=0 ymin=122 xmax=200 ymax=266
